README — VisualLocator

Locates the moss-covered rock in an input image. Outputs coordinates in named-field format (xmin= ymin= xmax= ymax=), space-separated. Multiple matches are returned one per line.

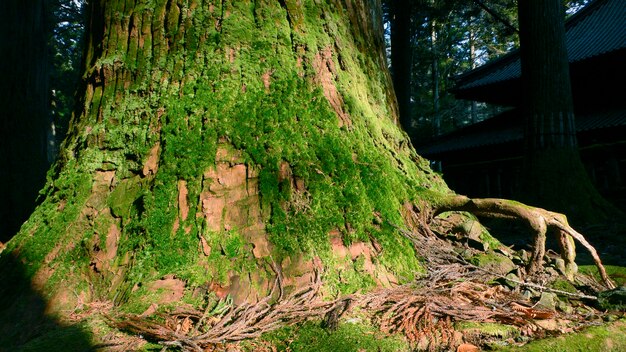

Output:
xmin=469 ymin=251 xmax=517 ymax=276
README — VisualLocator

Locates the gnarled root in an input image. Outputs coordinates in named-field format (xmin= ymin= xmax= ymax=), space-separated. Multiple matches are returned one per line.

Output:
xmin=433 ymin=195 xmax=615 ymax=289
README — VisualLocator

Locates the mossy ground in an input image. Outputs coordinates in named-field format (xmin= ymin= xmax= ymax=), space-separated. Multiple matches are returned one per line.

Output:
xmin=244 ymin=320 xmax=409 ymax=352
xmin=494 ymin=320 xmax=626 ymax=352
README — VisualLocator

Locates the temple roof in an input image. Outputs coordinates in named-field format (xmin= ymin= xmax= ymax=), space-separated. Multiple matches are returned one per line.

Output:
xmin=453 ymin=0 xmax=626 ymax=100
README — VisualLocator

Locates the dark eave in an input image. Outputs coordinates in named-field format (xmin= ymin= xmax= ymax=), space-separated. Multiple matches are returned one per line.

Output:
xmin=417 ymin=108 xmax=626 ymax=158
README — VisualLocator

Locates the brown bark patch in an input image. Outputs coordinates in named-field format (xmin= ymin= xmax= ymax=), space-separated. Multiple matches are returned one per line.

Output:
xmin=262 ymin=70 xmax=273 ymax=92
xmin=177 ymin=180 xmax=189 ymax=221
xmin=90 ymin=220 xmax=121 ymax=274
xmin=142 ymin=143 xmax=160 ymax=177
xmin=95 ymin=170 xmax=116 ymax=189
xmin=229 ymin=274 xmax=253 ymax=305
xmin=199 ymin=235 xmax=212 ymax=256
xmin=105 ymin=223 xmax=120 ymax=261
xmin=348 ymin=242 xmax=370 ymax=260
xmin=457 ymin=343 xmax=480 ymax=352
xmin=226 ymin=47 xmax=236 ymax=64
xmin=281 ymin=254 xmax=319 ymax=290
xmin=200 ymin=144 xmax=273 ymax=264
xmin=278 ymin=161 xmax=292 ymax=182
xmin=209 ymin=282 xmax=229 ymax=299
xmin=200 ymin=192 xmax=226 ymax=232
xmin=147 ymin=276 xmax=186 ymax=304
xmin=312 ymin=46 xmax=351 ymax=127
xmin=172 ymin=216 xmax=180 ymax=234
xmin=215 ymin=144 xmax=245 ymax=164
xmin=201 ymin=146 xmax=264 ymax=232
xmin=329 ymin=229 xmax=349 ymax=258
xmin=248 ymin=224 xmax=270 ymax=258
xmin=44 ymin=242 xmax=63 ymax=265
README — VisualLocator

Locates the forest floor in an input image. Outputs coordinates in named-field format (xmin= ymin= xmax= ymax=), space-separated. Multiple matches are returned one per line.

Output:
xmin=96 ymin=217 xmax=626 ymax=352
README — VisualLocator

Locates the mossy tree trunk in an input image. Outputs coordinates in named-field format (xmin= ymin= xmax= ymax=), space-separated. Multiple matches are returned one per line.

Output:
xmin=3 ymin=0 xmax=448 ymax=319
xmin=517 ymin=0 xmax=618 ymax=223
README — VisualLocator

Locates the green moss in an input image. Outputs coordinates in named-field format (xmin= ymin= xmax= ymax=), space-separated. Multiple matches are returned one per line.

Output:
xmin=469 ymin=251 xmax=516 ymax=276
xmin=108 ymin=176 xmax=144 ymax=218
xmin=550 ymin=278 xmax=578 ymax=294
xmin=250 ymin=320 xmax=410 ymax=352
xmin=579 ymin=265 xmax=626 ymax=287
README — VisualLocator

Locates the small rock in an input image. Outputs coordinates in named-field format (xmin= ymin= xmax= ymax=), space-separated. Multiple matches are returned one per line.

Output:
xmin=557 ymin=300 xmax=574 ymax=314
xmin=553 ymin=258 xmax=566 ymax=274
xmin=522 ymin=288 xmax=538 ymax=300
xmin=505 ymin=273 xmax=520 ymax=289
xmin=537 ymin=292 xmax=558 ymax=310
xmin=535 ymin=318 xmax=558 ymax=331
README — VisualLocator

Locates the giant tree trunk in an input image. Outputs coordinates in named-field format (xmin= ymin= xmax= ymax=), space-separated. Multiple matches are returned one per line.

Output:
xmin=517 ymin=0 xmax=618 ymax=222
xmin=2 ymin=0 xmax=447 ymax=328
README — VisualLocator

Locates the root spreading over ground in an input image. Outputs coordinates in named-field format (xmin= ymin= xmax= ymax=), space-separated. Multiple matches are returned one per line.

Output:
xmin=109 ymin=197 xmax=618 ymax=351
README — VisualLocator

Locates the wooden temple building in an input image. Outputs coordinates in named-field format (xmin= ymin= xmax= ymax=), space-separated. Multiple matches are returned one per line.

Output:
xmin=417 ymin=0 xmax=626 ymax=209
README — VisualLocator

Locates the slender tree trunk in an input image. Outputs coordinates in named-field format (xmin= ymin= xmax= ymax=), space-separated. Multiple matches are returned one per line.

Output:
xmin=0 ymin=1 xmax=51 ymax=242
xmin=518 ymin=0 xmax=618 ymax=222
xmin=430 ymin=18 xmax=440 ymax=136
xmin=390 ymin=0 xmax=413 ymax=135
xmin=469 ymin=21 xmax=478 ymax=124
xmin=2 ymin=0 xmax=446 ymax=327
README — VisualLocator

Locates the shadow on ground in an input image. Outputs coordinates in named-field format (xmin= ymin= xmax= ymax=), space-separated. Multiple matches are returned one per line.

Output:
xmin=0 ymin=252 xmax=95 ymax=352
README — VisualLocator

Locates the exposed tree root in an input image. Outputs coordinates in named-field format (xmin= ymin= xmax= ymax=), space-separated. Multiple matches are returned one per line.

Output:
xmin=112 ymin=270 xmax=338 ymax=351
xmin=109 ymin=195 xmax=616 ymax=351
xmin=432 ymin=195 xmax=616 ymax=289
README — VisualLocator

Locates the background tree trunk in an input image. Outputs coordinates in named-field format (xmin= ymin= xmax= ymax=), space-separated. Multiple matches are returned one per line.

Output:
xmin=2 ymin=0 xmax=447 ymax=331
xmin=518 ymin=0 xmax=618 ymax=223
xmin=0 ymin=0 xmax=51 ymax=242
xmin=390 ymin=0 xmax=413 ymax=135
